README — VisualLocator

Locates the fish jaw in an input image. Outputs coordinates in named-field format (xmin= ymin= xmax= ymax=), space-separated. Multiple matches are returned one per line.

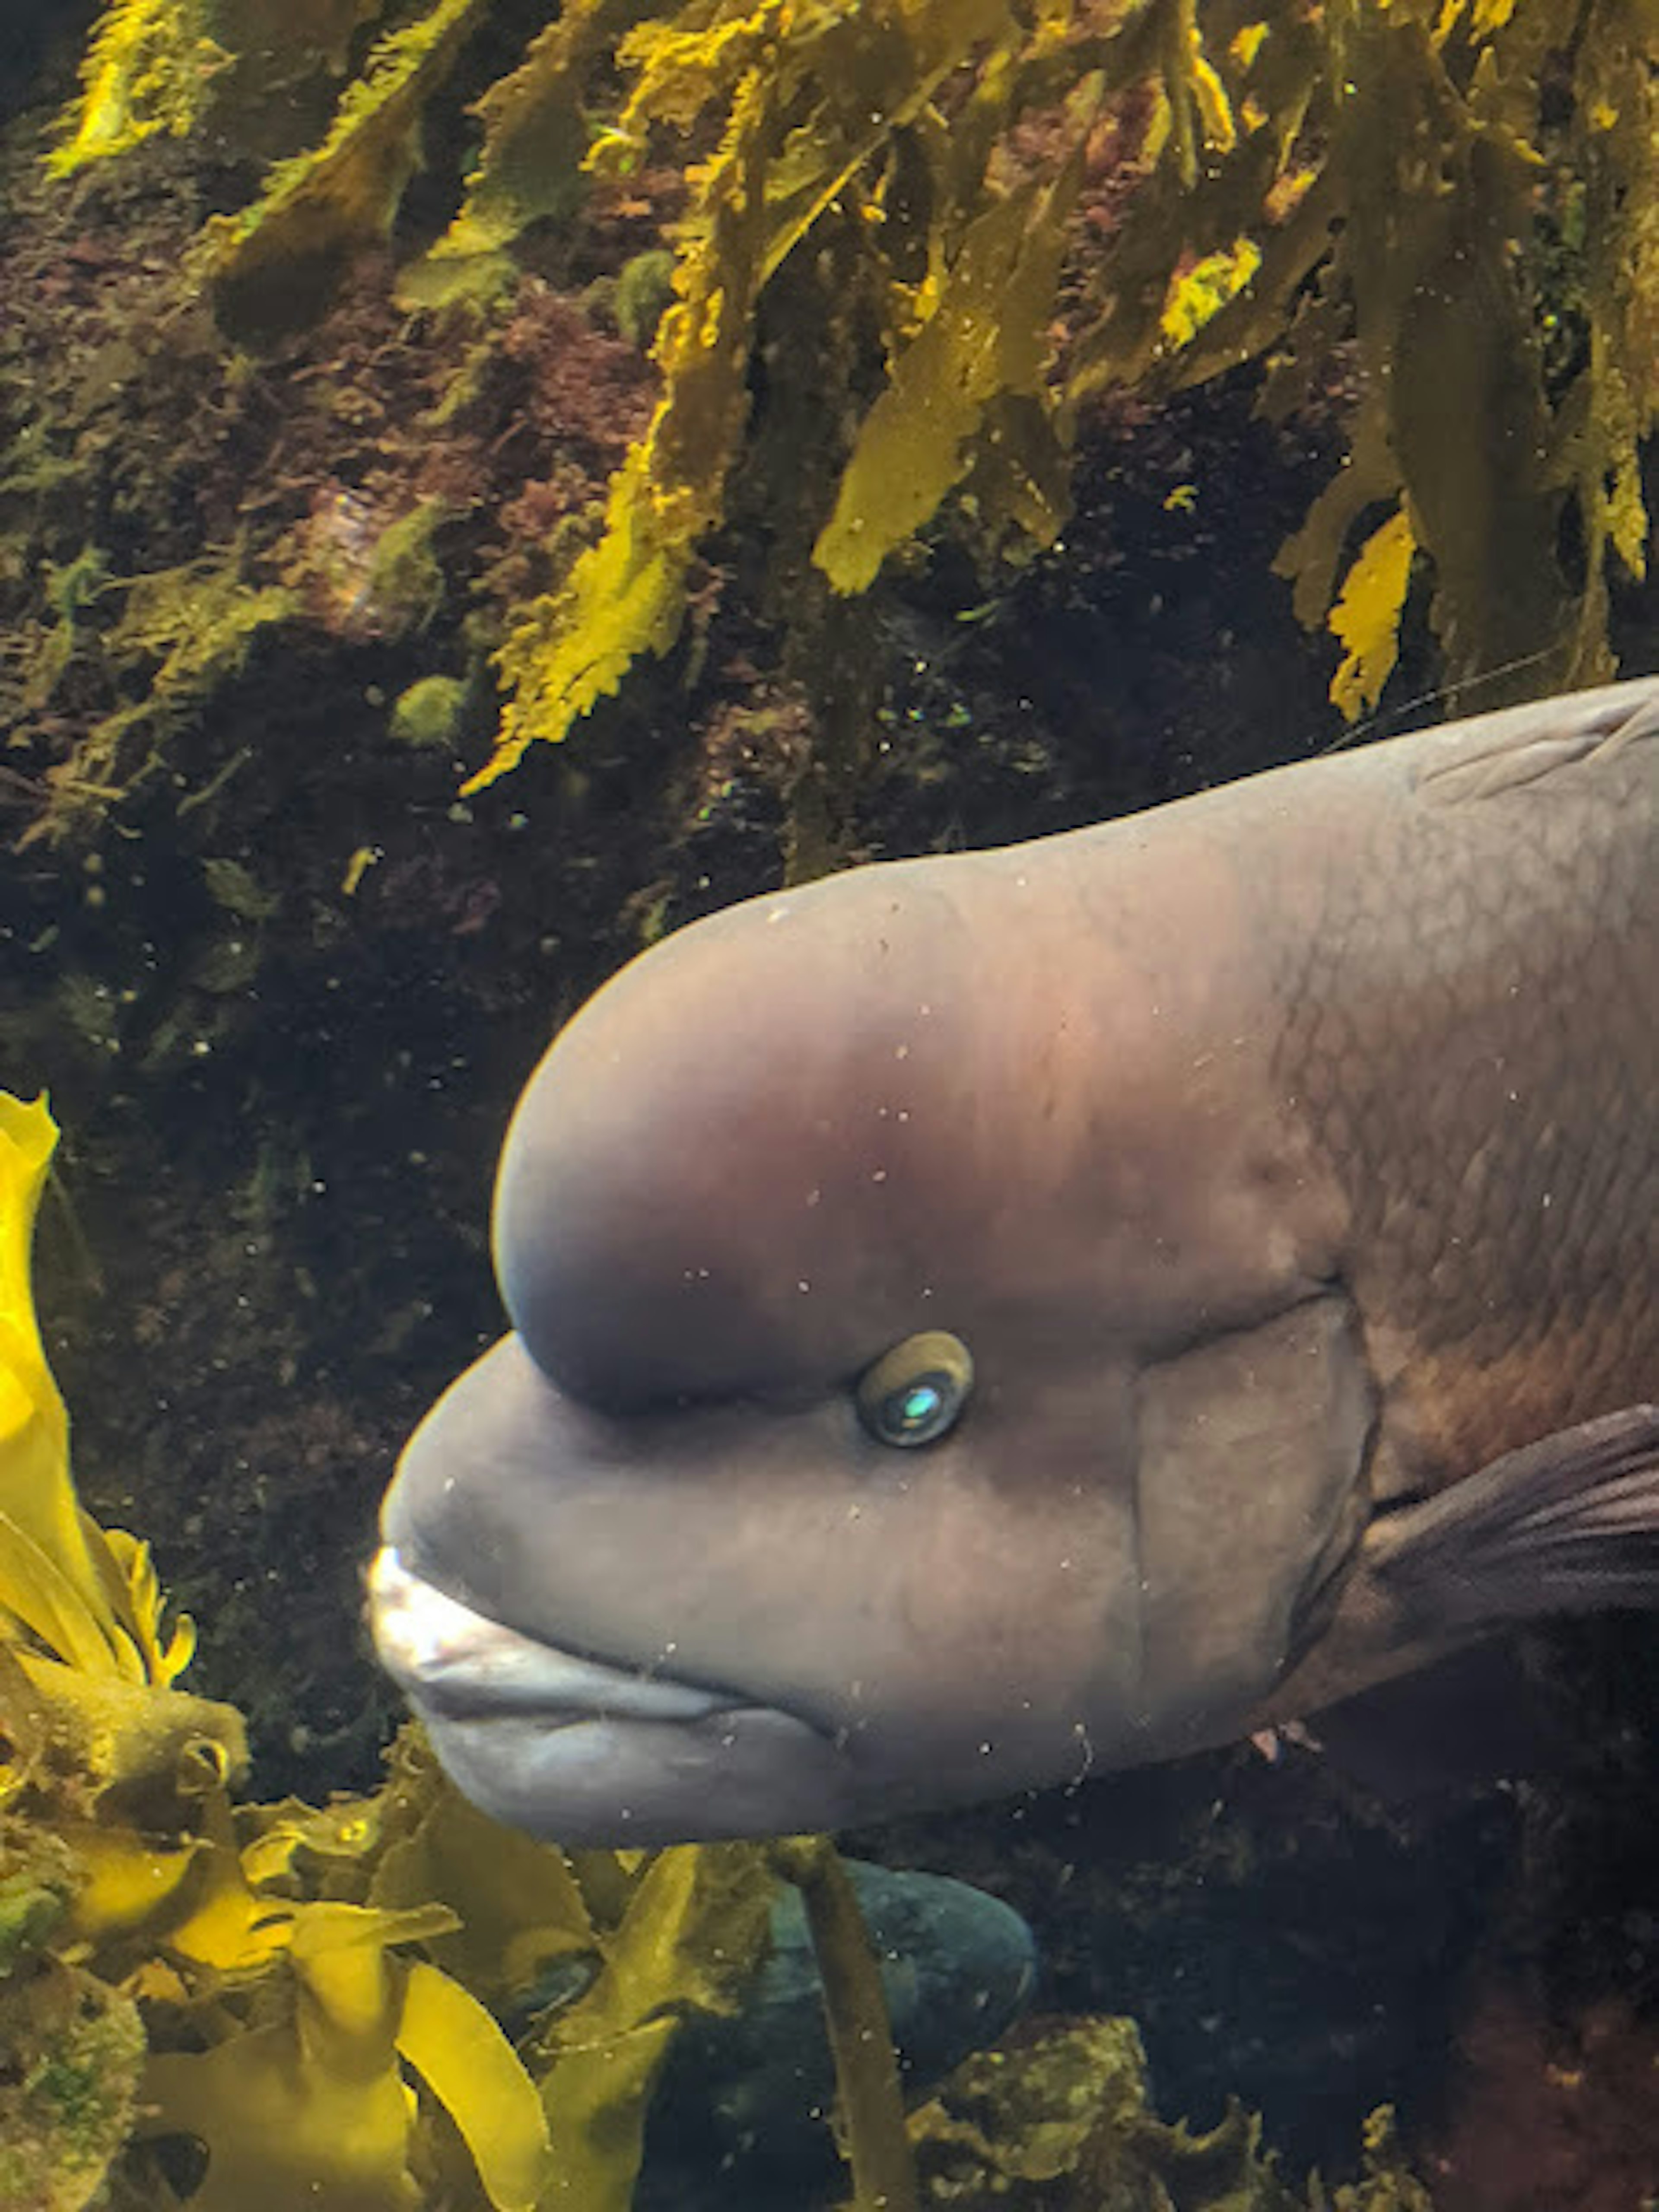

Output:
xmin=368 ymin=1545 xmax=883 ymax=1841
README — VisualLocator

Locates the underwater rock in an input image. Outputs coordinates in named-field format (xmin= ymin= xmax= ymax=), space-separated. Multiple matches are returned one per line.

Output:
xmin=638 ymin=1859 xmax=1038 ymax=2209
xmin=0 ymin=1914 xmax=145 ymax=2212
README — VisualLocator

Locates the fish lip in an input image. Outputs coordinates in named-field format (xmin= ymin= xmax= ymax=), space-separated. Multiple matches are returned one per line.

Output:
xmin=415 ymin=1701 xmax=866 ymax=1845
xmin=366 ymin=1545 xmax=788 ymax=1733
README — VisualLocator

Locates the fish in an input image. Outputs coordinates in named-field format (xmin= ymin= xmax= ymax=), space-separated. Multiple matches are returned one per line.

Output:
xmin=369 ymin=677 xmax=1659 ymax=1844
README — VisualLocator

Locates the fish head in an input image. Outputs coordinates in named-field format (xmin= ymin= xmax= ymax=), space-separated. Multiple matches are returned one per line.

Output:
xmin=372 ymin=843 xmax=1370 ymax=1842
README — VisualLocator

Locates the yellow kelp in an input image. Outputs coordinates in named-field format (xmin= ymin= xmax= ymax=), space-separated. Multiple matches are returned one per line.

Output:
xmin=48 ymin=0 xmax=390 ymax=177
xmin=45 ymin=0 xmax=229 ymax=174
xmin=201 ymin=0 xmax=498 ymax=345
xmin=0 ymin=1091 xmax=780 ymax=2209
xmin=0 ymin=1096 xmax=211 ymax=1715
xmin=139 ymin=1899 xmax=551 ymax=2212
xmin=1326 ymin=505 xmax=1417 ymax=725
xmin=48 ymin=0 xmax=1659 ymax=766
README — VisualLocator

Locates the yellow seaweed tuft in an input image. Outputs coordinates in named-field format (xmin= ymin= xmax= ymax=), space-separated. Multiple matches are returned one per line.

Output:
xmin=1160 ymin=236 xmax=1263 ymax=350
xmin=201 ymin=0 xmax=496 ymax=344
xmin=814 ymin=142 xmax=1089 ymax=597
xmin=0 ymin=1095 xmax=192 ymax=1691
xmin=468 ymin=24 xmax=785 ymax=789
xmin=1327 ymin=505 xmax=1417 ymax=723
xmin=0 ymin=1088 xmax=787 ymax=2209
xmin=49 ymin=0 xmax=397 ymax=178
xmin=47 ymin=0 xmax=227 ymax=178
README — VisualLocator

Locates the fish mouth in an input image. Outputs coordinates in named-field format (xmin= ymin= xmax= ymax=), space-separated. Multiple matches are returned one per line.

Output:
xmin=366 ymin=1547 xmax=862 ymax=1843
xmin=366 ymin=1545 xmax=754 ymax=1726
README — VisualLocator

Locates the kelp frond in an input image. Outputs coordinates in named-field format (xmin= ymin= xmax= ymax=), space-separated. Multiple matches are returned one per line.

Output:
xmin=0 ymin=1090 xmax=790 ymax=2209
xmin=47 ymin=0 xmax=1659 ymax=766
xmin=48 ymin=0 xmax=390 ymax=177
xmin=474 ymin=9 xmax=787 ymax=789
xmin=0 ymin=1095 xmax=193 ymax=1690
xmin=403 ymin=0 xmax=649 ymax=298
xmin=201 ymin=0 xmax=496 ymax=343
xmin=47 ymin=0 xmax=228 ymax=176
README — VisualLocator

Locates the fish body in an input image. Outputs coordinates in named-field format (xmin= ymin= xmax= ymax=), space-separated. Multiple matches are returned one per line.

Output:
xmin=371 ymin=680 xmax=1659 ymax=1843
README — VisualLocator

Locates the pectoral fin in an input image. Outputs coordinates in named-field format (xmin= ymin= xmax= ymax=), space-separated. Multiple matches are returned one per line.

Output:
xmin=1367 ymin=1404 xmax=1659 ymax=1630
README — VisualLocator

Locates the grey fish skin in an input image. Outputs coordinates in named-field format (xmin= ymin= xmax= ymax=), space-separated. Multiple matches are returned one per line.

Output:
xmin=371 ymin=679 xmax=1659 ymax=1844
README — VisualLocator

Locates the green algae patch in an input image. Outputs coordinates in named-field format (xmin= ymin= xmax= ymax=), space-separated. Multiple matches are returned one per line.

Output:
xmin=362 ymin=498 xmax=451 ymax=636
xmin=44 ymin=561 xmax=297 ymax=833
xmin=613 ymin=248 xmax=677 ymax=351
xmin=910 ymin=2013 xmax=1299 ymax=2207
xmin=389 ymin=673 xmax=470 ymax=749
xmin=0 ymin=1949 xmax=145 ymax=2212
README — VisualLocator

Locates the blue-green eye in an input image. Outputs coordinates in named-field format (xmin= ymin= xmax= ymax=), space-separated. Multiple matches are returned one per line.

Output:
xmin=856 ymin=1331 xmax=974 ymax=1448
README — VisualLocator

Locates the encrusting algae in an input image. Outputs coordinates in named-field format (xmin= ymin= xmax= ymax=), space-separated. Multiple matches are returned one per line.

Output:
xmin=0 ymin=1090 xmax=1447 ymax=2208
xmin=27 ymin=0 xmax=1659 ymax=826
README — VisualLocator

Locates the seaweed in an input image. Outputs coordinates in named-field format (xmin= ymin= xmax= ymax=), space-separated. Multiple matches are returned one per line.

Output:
xmin=0 ymin=1090 xmax=908 ymax=2211
xmin=399 ymin=0 xmax=654 ymax=306
xmin=48 ymin=0 xmax=394 ymax=176
xmin=774 ymin=1834 xmax=918 ymax=2212
xmin=906 ymin=2011 xmax=1440 ymax=2210
xmin=31 ymin=0 xmax=1659 ymax=818
xmin=0 ymin=1918 xmax=146 ymax=2212
xmin=200 ymin=0 xmax=497 ymax=346
xmin=35 ymin=559 xmax=299 ymax=829
xmin=45 ymin=0 xmax=235 ymax=175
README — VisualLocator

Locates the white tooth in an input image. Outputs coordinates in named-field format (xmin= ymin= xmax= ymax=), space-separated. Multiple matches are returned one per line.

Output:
xmin=367 ymin=1548 xmax=724 ymax=1719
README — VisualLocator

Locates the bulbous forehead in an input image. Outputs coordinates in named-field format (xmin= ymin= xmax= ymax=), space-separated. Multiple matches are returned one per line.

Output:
xmin=492 ymin=858 xmax=1055 ymax=1408
xmin=491 ymin=816 xmax=1334 ymax=1414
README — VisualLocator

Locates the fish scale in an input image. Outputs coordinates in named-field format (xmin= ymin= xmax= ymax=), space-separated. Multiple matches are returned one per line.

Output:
xmin=1266 ymin=704 xmax=1656 ymax=1499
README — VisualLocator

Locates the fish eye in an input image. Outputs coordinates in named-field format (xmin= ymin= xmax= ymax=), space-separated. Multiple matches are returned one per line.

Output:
xmin=855 ymin=1331 xmax=974 ymax=1448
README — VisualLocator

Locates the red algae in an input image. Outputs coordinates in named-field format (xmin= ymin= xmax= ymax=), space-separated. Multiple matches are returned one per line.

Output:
xmin=1427 ymin=1983 xmax=1659 ymax=2212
